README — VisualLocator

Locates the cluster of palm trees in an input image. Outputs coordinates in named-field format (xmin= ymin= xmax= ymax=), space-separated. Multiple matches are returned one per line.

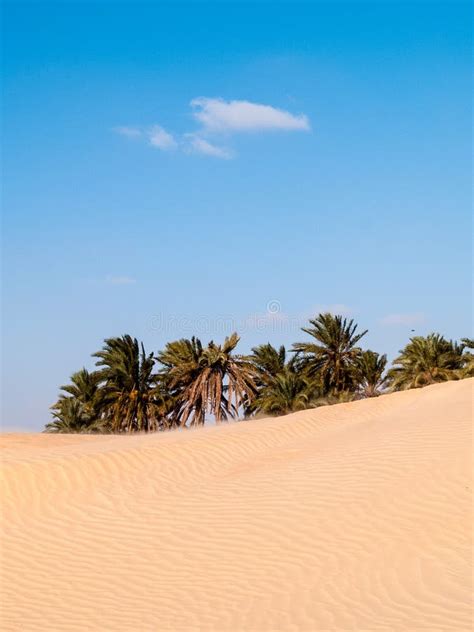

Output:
xmin=45 ymin=313 xmax=473 ymax=433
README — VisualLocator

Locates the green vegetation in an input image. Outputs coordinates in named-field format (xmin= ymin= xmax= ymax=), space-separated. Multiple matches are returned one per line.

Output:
xmin=45 ymin=313 xmax=473 ymax=433
xmin=293 ymin=313 xmax=368 ymax=394
xmin=387 ymin=333 xmax=467 ymax=390
xmin=353 ymin=350 xmax=388 ymax=398
xmin=93 ymin=335 xmax=160 ymax=432
xmin=248 ymin=344 xmax=315 ymax=416
xmin=156 ymin=333 xmax=256 ymax=427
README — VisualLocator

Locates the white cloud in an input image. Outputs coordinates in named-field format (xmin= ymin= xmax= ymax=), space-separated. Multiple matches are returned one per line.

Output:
xmin=380 ymin=312 xmax=425 ymax=326
xmin=105 ymin=275 xmax=136 ymax=285
xmin=186 ymin=135 xmax=233 ymax=159
xmin=190 ymin=97 xmax=311 ymax=133
xmin=113 ymin=126 xmax=142 ymax=138
xmin=148 ymin=125 xmax=177 ymax=150
xmin=114 ymin=97 xmax=310 ymax=158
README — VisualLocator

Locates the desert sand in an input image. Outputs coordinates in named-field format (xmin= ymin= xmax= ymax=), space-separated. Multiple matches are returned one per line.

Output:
xmin=0 ymin=379 xmax=472 ymax=631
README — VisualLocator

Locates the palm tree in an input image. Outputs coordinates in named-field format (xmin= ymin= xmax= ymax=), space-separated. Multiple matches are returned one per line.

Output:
xmin=387 ymin=333 xmax=464 ymax=390
xmin=156 ymin=333 xmax=256 ymax=426
xmin=156 ymin=336 xmax=205 ymax=426
xmin=293 ymin=313 xmax=367 ymax=394
xmin=58 ymin=367 xmax=103 ymax=417
xmin=250 ymin=343 xmax=287 ymax=382
xmin=45 ymin=397 xmax=94 ymax=433
xmin=247 ymin=343 xmax=317 ymax=416
xmin=93 ymin=335 xmax=161 ymax=432
xmin=353 ymin=350 xmax=388 ymax=398
xmin=46 ymin=368 xmax=106 ymax=433
xmin=460 ymin=338 xmax=474 ymax=378
xmin=249 ymin=367 xmax=313 ymax=416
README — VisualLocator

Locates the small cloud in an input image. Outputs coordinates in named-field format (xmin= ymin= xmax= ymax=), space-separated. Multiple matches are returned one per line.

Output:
xmin=113 ymin=126 xmax=142 ymax=138
xmin=147 ymin=125 xmax=177 ymax=150
xmin=105 ymin=275 xmax=136 ymax=285
xmin=380 ymin=312 xmax=425 ymax=326
xmin=186 ymin=135 xmax=233 ymax=159
xmin=114 ymin=97 xmax=310 ymax=158
xmin=191 ymin=97 xmax=310 ymax=133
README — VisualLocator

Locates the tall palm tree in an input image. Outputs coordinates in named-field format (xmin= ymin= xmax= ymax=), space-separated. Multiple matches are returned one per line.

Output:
xmin=93 ymin=335 xmax=161 ymax=432
xmin=352 ymin=350 xmax=388 ymax=398
xmin=157 ymin=333 xmax=256 ymax=426
xmin=156 ymin=336 xmax=205 ymax=426
xmin=293 ymin=313 xmax=367 ymax=394
xmin=387 ymin=333 xmax=464 ymax=390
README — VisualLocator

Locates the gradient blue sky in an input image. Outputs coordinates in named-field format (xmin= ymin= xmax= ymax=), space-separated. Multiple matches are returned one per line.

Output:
xmin=2 ymin=1 xmax=472 ymax=430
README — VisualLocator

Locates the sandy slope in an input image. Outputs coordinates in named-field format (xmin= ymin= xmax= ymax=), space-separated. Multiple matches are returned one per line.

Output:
xmin=0 ymin=380 xmax=472 ymax=631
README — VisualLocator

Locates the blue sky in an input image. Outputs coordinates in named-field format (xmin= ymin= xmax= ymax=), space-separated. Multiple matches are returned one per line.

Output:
xmin=2 ymin=1 xmax=472 ymax=430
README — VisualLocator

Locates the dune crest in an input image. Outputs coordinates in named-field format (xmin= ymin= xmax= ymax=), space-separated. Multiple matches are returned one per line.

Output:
xmin=1 ymin=379 xmax=472 ymax=631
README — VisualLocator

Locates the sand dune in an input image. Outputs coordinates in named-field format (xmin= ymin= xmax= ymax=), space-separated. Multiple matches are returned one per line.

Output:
xmin=1 ymin=379 xmax=472 ymax=631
